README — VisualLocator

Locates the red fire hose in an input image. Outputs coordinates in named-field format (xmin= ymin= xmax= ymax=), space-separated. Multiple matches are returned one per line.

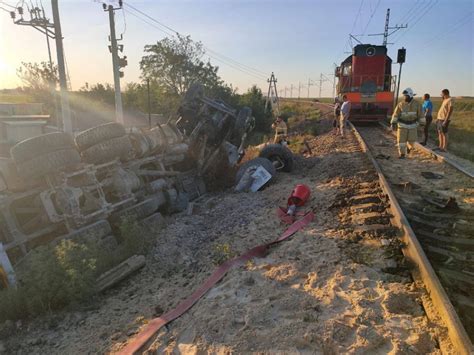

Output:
xmin=118 ymin=191 xmax=314 ymax=354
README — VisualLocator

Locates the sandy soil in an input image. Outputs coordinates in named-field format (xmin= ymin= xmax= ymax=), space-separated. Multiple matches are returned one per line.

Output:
xmin=0 ymin=119 xmax=451 ymax=354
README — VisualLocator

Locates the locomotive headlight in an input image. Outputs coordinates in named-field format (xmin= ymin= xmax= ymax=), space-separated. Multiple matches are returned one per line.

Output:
xmin=366 ymin=47 xmax=376 ymax=56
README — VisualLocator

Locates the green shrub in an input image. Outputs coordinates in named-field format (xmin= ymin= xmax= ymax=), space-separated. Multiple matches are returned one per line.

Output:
xmin=212 ymin=243 xmax=236 ymax=265
xmin=0 ymin=218 xmax=155 ymax=322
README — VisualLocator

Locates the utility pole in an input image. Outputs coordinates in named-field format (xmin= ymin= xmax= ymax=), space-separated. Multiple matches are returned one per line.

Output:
xmin=51 ymin=0 xmax=72 ymax=133
xmin=103 ymin=2 xmax=127 ymax=124
xmin=290 ymin=84 xmax=294 ymax=98
xmin=367 ymin=8 xmax=407 ymax=45
xmin=265 ymin=72 xmax=280 ymax=115
xmin=298 ymin=81 xmax=302 ymax=100
xmin=7 ymin=2 xmax=67 ymax=130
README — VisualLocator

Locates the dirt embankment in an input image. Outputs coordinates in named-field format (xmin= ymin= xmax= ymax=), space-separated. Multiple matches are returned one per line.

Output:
xmin=1 ymin=118 xmax=450 ymax=354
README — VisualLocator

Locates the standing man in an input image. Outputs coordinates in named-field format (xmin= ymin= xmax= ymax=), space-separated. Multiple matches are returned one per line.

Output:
xmin=340 ymin=95 xmax=351 ymax=137
xmin=421 ymin=93 xmax=433 ymax=146
xmin=333 ymin=97 xmax=341 ymax=135
xmin=272 ymin=116 xmax=288 ymax=144
xmin=391 ymin=88 xmax=422 ymax=159
xmin=436 ymin=89 xmax=454 ymax=152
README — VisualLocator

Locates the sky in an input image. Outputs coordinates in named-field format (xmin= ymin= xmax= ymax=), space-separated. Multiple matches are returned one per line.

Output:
xmin=0 ymin=0 xmax=473 ymax=97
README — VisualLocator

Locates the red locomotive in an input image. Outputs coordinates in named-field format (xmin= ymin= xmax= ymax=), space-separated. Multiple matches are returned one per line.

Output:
xmin=335 ymin=44 xmax=396 ymax=122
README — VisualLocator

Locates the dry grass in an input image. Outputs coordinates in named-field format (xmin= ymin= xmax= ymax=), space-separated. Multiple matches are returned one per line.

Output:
xmin=427 ymin=97 xmax=474 ymax=161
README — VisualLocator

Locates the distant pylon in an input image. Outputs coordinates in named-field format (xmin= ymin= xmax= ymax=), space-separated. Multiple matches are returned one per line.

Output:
xmin=265 ymin=72 xmax=280 ymax=116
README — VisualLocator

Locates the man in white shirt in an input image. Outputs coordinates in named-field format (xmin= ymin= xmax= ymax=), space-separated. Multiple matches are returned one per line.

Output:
xmin=339 ymin=95 xmax=351 ymax=137
xmin=436 ymin=89 xmax=454 ymax=152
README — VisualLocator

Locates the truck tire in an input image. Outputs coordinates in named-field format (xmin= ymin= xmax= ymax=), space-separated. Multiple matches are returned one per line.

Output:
xmin=75 ymin=122 xmax=126 ymax=151
xmin=10 ymin=132 xmax=75 ymax=164
xmin=81 ymin=136 xmax=132 ymax=164
xmin=16 ymin=149 xmax=81 ymax=179
xmin=259 ymin=144 xmax=294 ymax=172
xmin=235 ymin=157 xmax=276 ymax=184
xmin=109 ymin=197 xmax=160 ymax=227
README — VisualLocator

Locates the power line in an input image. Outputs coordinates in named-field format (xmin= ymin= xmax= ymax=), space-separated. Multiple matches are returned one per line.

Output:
xmin=396 ymin=0 xmax=425 ymax=26
xmin=393 ymin=0 xmax=439 ymax=44
xmin=124 ymin=2 xmax=267 ymax=77
xmin=361 ymin=0 xmax=381 ymax=35
xmin=351 ymin=0 xmax=365 ymax=34
xmin=420 ymin=11 xmax=473 ymax=49
xmin=120 ymin=5 xmax=126 ymax=35
xmin=123 ymin=4 xmax=267 ymax=81
xmin=403 ymin=0 xmax=435 ymax=28
xmin=0 ymin=1 xmax=15 ymax=9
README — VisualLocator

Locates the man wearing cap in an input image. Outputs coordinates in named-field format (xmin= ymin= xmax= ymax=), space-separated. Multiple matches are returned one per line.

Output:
xmin=390 ymin=88 xmax=423 ymax=159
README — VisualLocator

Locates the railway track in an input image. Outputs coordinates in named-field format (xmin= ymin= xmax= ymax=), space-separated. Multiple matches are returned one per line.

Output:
xmin=308 ymin=101 xmax=474 ymax=352
xmin=351 ymin=123 xmax=474 ymax=353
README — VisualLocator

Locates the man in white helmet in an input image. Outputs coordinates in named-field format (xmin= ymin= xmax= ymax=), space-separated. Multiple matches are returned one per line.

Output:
xmin=390 ymin=88 xmax=423 ymax=159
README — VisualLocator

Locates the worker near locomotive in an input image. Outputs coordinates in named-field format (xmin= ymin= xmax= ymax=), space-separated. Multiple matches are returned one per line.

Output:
xmin=391 ymin=88 xmax=423 ymax=159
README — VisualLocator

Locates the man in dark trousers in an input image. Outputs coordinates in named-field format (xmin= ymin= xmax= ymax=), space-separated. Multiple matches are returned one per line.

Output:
xmin=421 ymin=93 xmax=433 ymax=145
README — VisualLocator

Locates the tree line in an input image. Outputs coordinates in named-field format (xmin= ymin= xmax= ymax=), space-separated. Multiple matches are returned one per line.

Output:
xmin=16 ymin=35 xmax=273 ymax=133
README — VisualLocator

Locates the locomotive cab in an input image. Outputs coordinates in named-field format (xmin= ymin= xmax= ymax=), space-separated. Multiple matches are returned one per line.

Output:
xmin=336 ymin=44 xmax=395 ymax=122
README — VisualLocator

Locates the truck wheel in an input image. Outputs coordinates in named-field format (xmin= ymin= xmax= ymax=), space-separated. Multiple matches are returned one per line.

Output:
xmin=75 ymin=122 xmax=126 ymax=151
xmin=81 ymin=136 xmax=132 ymax=164
xmin=235 ymin=157 xmax=276 ymax=184
xmin=109 ymin=197 xmax=160 ymax=227
xmin=16 ymin=149 xmax=81 ymax=179
xmin=259 ymin=144 xmax=294 ymax=172
xmin=10 ymin=132 xmax=75 ymax=164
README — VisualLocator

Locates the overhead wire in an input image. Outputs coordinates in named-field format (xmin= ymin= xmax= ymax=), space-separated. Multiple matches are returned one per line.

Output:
xmin=393 ymin=0 xmax=439 ymax=44
xmin=420 ymin=11 xmax=473 ymax=49
xmin=122 ymin=3 xmax=268 ymax=81
xmin=397 ymin=0 xmax=426 ymax=26
xmin=123 ymin=2 xmax=267 ymax=77
xmin=361 ymin=0 xmax=381 ymax=36
xmin=0 ymin=1 xmax=15 ymax=9
xmin=120 ymin=5 xmax=126 ymax=36
xmin=125 ymin=9 xmax=267 ymax=81
xmin=351 ymin=0 xmax=365 ymax=34
xmin=395 ymin=0 xmax=420 ymax=24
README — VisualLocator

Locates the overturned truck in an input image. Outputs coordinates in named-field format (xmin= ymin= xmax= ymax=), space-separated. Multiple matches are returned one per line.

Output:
xmin=0 ymin=84 xmax=255 ymax=288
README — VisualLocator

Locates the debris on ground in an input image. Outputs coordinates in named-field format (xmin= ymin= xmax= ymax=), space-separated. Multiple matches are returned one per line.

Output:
xmin=0 ymin=114 xmax=452 ymax=354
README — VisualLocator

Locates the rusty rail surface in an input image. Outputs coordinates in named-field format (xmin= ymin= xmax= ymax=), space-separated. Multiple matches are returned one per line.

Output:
xmin=350 ymin=122 xmax=474 ymax=354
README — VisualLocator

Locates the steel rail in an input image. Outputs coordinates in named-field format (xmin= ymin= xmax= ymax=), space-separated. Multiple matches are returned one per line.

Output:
xmin=350 ymin=122 xmax=474 ymax=354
